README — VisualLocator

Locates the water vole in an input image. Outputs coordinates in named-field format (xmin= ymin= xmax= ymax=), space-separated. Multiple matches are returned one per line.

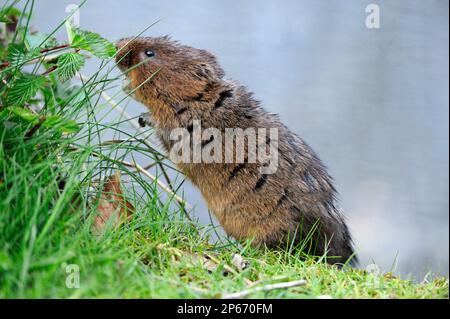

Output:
xmin=116 ymin=36 xmax=356 ymax=265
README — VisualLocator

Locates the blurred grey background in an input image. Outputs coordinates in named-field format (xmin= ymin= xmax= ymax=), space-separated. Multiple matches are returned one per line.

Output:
xmin=32 ymin=0 xmax=449 ymax=279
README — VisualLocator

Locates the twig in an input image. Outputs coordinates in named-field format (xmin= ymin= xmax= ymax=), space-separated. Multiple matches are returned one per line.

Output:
xmin=42 ymin=65 xmax=57 ymax=76
xmin=25 ymin=52 xmax=74 ymax=65
xmin=222 ymin=279 xmax=307 ymax=299
xmin=245 ymin=275 xmax=291 ymax=288
xmin=40 ymin=44 xmax=70 ymax=54
xmin=119 ymin=158 xmax=192 ymax=211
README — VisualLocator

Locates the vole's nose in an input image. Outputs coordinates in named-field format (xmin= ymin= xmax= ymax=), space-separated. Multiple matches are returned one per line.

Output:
xmin=115 ymin=38 xmax=133 ymax=71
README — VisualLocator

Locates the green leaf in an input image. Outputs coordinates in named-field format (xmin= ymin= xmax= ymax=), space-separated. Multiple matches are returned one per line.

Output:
xmin=42 ymin=115 xmax=80 ymax=134
xmin=58 ymin=120 xmax=80 ymax=134
xmin=70 ymin=28 xmax=116 ymax=59
xmin=6 ymin=43 xmax=40 ymax=68
xmin=6 ymin=106 xmax=38 ymax=122
xmin=6 ymin=44 xmax=26 ymax=68
xmin=56 ymin=52 xmax=85 ymax=82
xmin=6 ymin=74 xmax=47 ymax=106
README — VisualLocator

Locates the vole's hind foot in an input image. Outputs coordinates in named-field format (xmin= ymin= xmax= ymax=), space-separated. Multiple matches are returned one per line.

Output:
xmin=138 ymin=112 xmax=153 ymax=127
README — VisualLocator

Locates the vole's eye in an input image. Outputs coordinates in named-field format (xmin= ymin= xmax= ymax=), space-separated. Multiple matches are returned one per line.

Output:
xmin=145 ymin=49 xmax=155 ymax=58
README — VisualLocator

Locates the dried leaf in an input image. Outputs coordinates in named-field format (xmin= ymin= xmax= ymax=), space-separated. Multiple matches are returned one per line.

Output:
xmin=92 ymin=172 xmax=134 ymax=234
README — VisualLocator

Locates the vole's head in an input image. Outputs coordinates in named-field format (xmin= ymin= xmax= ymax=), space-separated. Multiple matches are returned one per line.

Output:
xmin=115 ymin=36 xmax=225 ymax=104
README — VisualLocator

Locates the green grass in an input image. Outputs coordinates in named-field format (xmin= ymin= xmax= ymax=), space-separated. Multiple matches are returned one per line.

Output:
xmin=0 ymin=181 xmax=448 ymax=299
xmin=0 ymin=116 xmax=447 ymax=299
xmin=0 ymin=0 xmax=448 ymax=299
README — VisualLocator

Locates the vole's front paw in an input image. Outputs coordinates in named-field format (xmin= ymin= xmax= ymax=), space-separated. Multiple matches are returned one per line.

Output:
xmin=138 ymin=112 xmax=153 ymax=127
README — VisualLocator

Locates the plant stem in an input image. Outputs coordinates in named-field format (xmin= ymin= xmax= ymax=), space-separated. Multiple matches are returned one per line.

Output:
xmin=42 ymin=65 xmax=57 ymax=76
xmin=40 ymin=44 xmax=70 ymax=54
xmin=0 ymin=61 xmax=10 ymax=70
xmin=25 ymin=116 xmax=46 ymax=139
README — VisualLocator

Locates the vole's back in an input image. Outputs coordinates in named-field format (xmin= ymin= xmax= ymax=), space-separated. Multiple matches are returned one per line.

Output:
xmin=168 ymin=85 xmax=354 ymax=264
xmin=116 ymin=37 xmax=356 ymax=265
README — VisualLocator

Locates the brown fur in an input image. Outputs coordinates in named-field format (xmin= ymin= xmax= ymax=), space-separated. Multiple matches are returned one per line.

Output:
xmin=116 ymin=36 xmax=356 ymax=265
